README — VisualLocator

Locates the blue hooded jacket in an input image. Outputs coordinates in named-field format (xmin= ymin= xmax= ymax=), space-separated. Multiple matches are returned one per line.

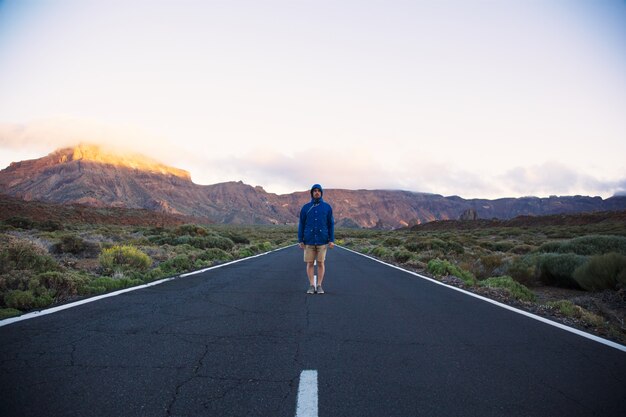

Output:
xmin=298 ymin=184 xmax=335 ymax=245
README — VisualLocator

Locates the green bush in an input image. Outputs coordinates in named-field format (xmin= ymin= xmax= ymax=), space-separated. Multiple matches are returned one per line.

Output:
xmin=507 ymin=255 xmax=539 ymax=286
xmin=427 ymin=259 xmax=476 ymax=285
xmin=0 ymin=270 xmax=35 ymax=293
xmin=33 ymin=271 xmax=89 ymax=300
xmin=86 ymin=277 xmax=143 ymax=293
xmin=3 ymin=289 xmax=52 ymax=310
xmin=371 ymin=246 xmax=391 ymax=259
xmin=4 ymin=216 xmax=34 ymax=229
xmin=539 ymin=235 xmax=626 ymax=256
xmin=51 ymin=235 xmax=87 ymax=255
xmin=481 ymin=241 xmax=515 ymax=252
xmin=511 ymin=244 xmax=534 ymax=255
xmin=175 ymin=224 xmax=208 ymax=236
xmin=224 ymin=232 xmax=250 ymax=244
xmin=476 ymin=254 xmax=504 ymax=279
xmin=99 ymin=245 xmax=151 ymax=275
xmin=480 ymin=276 xmax=536 ymax=302
xmin=0 ymin=241 xmax=59 ymax=274
xmin=538 ymin=253 xmax=586 ymax=289
xmin=0 ymin=308 xmax=21 ymax=319
xmin=158 ymin=254 xmax=193 ymax=275
xmin=393 ymin=249 xmax=413 ymax=263
xmin=573 ymin=253 xmax=626 ymax=291
xmin=383 ymin=237 xmax=403 ymax=247
xmin=38 ymin=220 xmax=64 ymax=231
xmin=547 ymin=300 xmax=578 ymax=316
xmin=405 ymin=238 xmax=464 ymax=254
xmin=238 ymin=248 xmax=254 ymax=258
xmin=199 ymin=248 xmax=233 ymax=262
xmin=4 ymin=290 xmax=35 ymax=309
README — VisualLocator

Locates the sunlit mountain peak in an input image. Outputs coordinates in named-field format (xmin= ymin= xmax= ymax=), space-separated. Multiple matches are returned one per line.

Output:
xmin=55 ymin=143 xmax=191 ymax=180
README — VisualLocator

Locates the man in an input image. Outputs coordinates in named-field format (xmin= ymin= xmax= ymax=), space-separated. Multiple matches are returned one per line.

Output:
xmin=298 ymin=184 xmax=335 ymax=294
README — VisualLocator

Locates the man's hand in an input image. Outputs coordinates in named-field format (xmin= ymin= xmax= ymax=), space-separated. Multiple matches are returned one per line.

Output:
xmin=329 ymin=242 xmax=335 ymax=249
xmin=299 ymin=242 xmax=304 ymax=249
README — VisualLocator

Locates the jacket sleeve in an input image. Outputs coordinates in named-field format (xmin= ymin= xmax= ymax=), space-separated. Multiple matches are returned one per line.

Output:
xmin=298 ymin=206 xmax=305 ymax=242
xmin=328 ymin=205 xmax=335 ymax=242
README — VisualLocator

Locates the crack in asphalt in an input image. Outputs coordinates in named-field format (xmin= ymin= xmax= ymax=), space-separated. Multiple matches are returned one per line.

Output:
xmin=165 ymin=343 xmax=211 ymax=417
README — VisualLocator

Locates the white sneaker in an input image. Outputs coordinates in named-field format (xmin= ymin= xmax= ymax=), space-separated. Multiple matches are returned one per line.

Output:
xmin=307 ymin=285 xmax=315 ymax=294
xmin=316 ymin=285 xmax=324 ymax=294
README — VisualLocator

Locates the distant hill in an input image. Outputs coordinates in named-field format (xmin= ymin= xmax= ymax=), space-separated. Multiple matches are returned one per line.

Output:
xmin=0 ymin=193 xmax=212 ymax=228
xmin=409 ymin=210 xmax=626 ymax=231
xmin=1 ymin=144 xmax=625 ymax=229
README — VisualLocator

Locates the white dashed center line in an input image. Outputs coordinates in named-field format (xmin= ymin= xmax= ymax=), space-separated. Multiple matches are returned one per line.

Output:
xmin=296 ymin=370 xmax=318 ymax=417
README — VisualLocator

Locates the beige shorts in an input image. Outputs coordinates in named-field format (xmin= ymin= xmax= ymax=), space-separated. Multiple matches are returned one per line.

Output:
xmin=304 ymin=244 xmax=328 ymax=263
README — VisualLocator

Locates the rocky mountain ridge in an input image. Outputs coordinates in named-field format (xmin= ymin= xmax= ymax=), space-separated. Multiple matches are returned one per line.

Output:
xmin=2 ymin=145 xmax=625 ymax=228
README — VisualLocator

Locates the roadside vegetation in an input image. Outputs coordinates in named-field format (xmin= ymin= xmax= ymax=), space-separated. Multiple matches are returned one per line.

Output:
xmin=1 ymin=207 xmax=625 ymax=345
xmin=339 ymin=214 xmax=626 ymax=344
xmin=0 ymin=219 xmax=296 ymax=319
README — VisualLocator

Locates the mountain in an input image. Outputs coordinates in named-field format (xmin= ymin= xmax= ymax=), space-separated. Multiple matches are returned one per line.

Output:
xmin=1 ymin=145 xmax=625 ymax=228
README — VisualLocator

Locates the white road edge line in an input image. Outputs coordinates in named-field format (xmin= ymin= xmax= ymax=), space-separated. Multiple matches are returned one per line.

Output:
xmin=295 ymin=370 xmax=318 ymax=417
xmin=0 ymin=245 xmax=293 ymax=328
xmin=339 ymin=245 xmax=626 ymax=353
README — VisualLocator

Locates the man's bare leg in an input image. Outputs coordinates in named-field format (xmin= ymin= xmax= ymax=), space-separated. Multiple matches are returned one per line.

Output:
xmin=317 ymin=262 xmax=325 ymax=286
xmin=306 ymin=262 xmax=316 ymax=286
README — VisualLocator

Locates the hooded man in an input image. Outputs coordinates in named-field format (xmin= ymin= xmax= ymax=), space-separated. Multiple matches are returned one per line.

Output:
xmin=298 ymin=184 xmax=335 ymax=294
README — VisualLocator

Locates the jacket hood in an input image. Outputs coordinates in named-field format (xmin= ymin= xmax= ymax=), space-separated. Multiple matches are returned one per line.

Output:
xmin=310 ymin=184 xmax=323 ymax=198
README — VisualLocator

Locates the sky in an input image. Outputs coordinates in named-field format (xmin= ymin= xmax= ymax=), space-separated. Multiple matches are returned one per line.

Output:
xmin=0 ymin=0 xmax=625 ymax=199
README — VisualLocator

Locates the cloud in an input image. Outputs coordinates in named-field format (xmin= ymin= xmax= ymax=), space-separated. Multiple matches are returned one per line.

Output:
xmin=498 ymin=162 xmax=625 ymax=198
xmin=0 ymin=118 xmax=190 ymax=168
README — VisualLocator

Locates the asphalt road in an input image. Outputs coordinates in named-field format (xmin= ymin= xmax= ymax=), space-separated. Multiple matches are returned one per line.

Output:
xmin=1 ymin=245 xmax=625 ymax=417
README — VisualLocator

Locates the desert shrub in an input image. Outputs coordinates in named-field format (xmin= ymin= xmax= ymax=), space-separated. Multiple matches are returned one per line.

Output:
xmin=538 ymin=235 xmax=626 ymax=256
xmin=427 ymin=259 xmax=475 ymax=285
xmin=547 ymin=299 xmax=578 ymax=316
xmin=175 ymin=224 xmax=208 ymax=236
xmin=190 ymin=235 xmax=235 ymax=250
xmin=428 ymin=238 xmax=449 ymax=252
xmin=99 ymin=245 xmax=151 ymax=275
xmin=538 ymin=241 xmax=563 ymax=253
xmin=404 ymin=240 xmax=427 ymax=252
xmin=4 ymin=216 xmax=34 ymax=229
xmin=238 ymin=248 xmax=255 ymax=258
xmin=199 ymin=248 xmax=233 ymax=262
xmin=510 ymin=244 xmax=534 ymax=255
xmin=224 ymin=232 xmax=250 ymax=244
xmin=51 ymin=235 xmax=87 ymax=255
xmin=383 ymin=237 xmax=403 ymax=247
xmin=143 ymin=268 xmax=168 ymax=282
xmin=546 ymin=300 xmax=605 ymax=327
xmin=371 ymin=246 xmax=391 ymax=259
xmin=480 ymin=241 xmax=515 ymax=252
xmin=0 ymin=308 xmax=21 ymax=319
xmin=573 ymin=253 xmax=626 ymax=291
xmin=474 ymin=254 xmax=504 ymax=279
xmin=507 ymin=255 xmax=539 ymax=286
xmin=480 ymin=276 xmax=536 ymax=302
xmin=4 ymin=290 xmax=34 ymax=309
xmin=0 ymin=240 xmax=59 ymax=274
xmin=3 ymin=289 xmax=52 ymax=310
xmin=393 ymin=249 xmax=413 ymax=263
xmin=33 ymin=271 xmax=89 ymax=300
xmin=538 ymin=253 xmax=586 ymax=289
xmin=0 ymin=270 xmax=35 ymax=293
xmin=158 ymin=254 xmax=194 ymax=275
xmin=38 ymin=220 xmax=64 ymax=231
xmin=86 ymin=277 xmax=143 ymax=293
xmin=446 ymin=240 xmax=465 ymax=254
xmin=406 ymin=238 xmax=464 ymax=254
